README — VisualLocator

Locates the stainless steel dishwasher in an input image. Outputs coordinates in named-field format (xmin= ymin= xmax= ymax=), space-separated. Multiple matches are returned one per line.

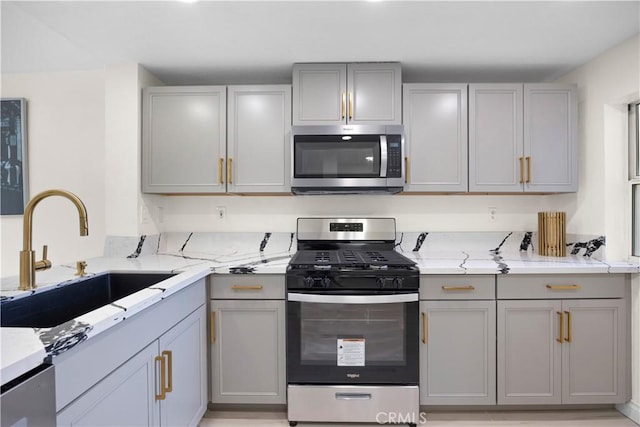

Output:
xmin=1 ymin=364 xmax=56 ymax=426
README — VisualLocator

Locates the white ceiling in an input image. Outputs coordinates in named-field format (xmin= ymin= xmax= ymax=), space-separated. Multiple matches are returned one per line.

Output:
xmin=1 ymin=1 xmax=639 ymax=85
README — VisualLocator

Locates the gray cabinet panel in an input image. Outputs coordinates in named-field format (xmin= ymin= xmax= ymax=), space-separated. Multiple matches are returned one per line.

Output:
xmin=497 ymin=300 xmax=562 ymax=405
xmin=469 ymin=84 xmax=524 ymax=192
xmin=210 ymin=299 xmax=286 ymax=404
xmin=57 ymin=343 xmax=159 ymax=426
xmin=292 ymin=63 xmax=401 ymax=126
xmin=292 ymin=64 xmax=347 ymax=125
xmin=524 ymin=84 xmax=578 ymax=192
xmin=142 ymin=86 xmax=226 ymax=193
xmin=159 ymin=305 xmax=207 ymax=427
xmin=561 ymin=299 xmax=626 ymax=404
xmin=227 ymin=85 xmax=292 ymax=193
xmin=403 ymin=84 xmax=468 ymax=192
xmin=420 ymin=300 xmax=496 ymax=405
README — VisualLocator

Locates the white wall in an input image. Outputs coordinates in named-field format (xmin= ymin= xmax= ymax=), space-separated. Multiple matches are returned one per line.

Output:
xmin=555 ymin=34 xmax=639 ymax=422
xmin=0 ymin=70 xmax=106 ymax=277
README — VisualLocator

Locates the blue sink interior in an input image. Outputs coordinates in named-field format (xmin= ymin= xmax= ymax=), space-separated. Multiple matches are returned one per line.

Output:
xmin=0 ymin=272 xmax=175 ymax=328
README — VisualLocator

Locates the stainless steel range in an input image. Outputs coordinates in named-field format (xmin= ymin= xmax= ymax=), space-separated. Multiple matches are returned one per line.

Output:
xmin=286 ymin=218 xmax=420 ymax=426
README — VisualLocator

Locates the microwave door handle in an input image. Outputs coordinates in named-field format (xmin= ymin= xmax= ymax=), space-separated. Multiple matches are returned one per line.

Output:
xmin=379 ymin=135 xmax=387 ymax=178
xmin=287 ymin=293 xmax=418 ymax=304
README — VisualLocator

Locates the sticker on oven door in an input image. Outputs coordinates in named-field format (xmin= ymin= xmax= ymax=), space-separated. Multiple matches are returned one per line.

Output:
xmin=337 ymin=338 xmax=365 ymax=366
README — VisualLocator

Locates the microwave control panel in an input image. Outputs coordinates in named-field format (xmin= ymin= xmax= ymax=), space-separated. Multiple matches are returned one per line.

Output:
xmin=386 ymin=135 xmax=403 ymax=178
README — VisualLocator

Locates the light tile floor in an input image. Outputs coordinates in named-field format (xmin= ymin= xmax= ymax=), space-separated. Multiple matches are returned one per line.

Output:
xmin=199 ymin=409 xmax=639 ymax=427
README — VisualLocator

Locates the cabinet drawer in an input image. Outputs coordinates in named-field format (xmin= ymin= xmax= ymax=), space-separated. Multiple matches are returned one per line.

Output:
xmin=497 ymin=274 xmax=627 ymax=299
xmin=420 ymin=275 xmax=495 ymax=300
xmin=210 ymin=274 xmax=285 ymax=299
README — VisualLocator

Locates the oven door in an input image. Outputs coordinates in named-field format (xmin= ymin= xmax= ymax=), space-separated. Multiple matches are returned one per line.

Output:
xmin=286 ymin=291 xmax=419 ymax=385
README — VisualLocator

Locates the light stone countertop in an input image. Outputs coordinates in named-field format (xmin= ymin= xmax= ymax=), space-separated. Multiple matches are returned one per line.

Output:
xmin=1 ymin=230 xmax=638 ymax=387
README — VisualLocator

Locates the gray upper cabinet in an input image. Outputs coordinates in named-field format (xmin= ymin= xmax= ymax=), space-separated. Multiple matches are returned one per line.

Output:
xmin=403 ymin=84 xmax=468 ymax=192
xmin=469 ymin=83 xmax=577 ymax=193
xmin=227 ymin=85 xmax=292 ymax=193
xmin=293 ymin=63 xmax=402 ymax=126
xmin=469 ymin=84 xmax=524 ymax=192
xmin=142 ymin=86 xmax=226 ymax=194
xmin=524 ymin=84 xmax=578 ymax=192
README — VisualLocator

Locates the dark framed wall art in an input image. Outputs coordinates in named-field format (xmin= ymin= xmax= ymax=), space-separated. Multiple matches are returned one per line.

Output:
xmin=1 ymin=98 xmax=28 ymax=215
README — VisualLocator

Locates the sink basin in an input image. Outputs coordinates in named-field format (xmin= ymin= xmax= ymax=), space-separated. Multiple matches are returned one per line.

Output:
xmin=0 ymin=272 xmax=175 ymax=328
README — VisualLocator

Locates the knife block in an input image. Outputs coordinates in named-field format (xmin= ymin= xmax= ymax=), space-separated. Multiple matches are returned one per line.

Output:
xmin=538 ymin=212 xmax=566 ymax=257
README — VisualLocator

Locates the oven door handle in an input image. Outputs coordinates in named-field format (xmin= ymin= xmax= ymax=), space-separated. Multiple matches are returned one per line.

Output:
xmin=287 ymin=293 xmax=418 ymax=304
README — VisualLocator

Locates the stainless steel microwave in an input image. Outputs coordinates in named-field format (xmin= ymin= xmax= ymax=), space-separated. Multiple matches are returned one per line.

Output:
xmin=291 ymin=125 xmax=405 ymax=194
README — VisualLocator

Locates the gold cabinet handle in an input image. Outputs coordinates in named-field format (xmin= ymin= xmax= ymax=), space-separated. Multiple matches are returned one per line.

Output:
xmin=557 ymin=311 xmax=564 ymax=343
xmin=546 ymin=284 xmax=581 ymax=291
xmin=218 ymin=158 xmax=224 ymax=184
xmin=210 ymin=311 xmax=216 ymax=343
xmin=526 ymin=156 xmax=532 ymax=183
xmin=441 ymin=285 xmax=475 ymax=291
xmin=405 ymin=157 xmax=410 ymax=184
xmin=421 ymin=312 xmax=427 ymax=344
xmin=227 ymin=158 xmax=232 ymax=184
xmin=564 ymin=311 xmax=572 ymax=343
xmin=341 ymin=92 xmax=346 ymax=119
xmin=231 ymin=285 xmax=263 ymax=291
xmin=155 ymin=355 xmax=166 ymax=400
xmin=162 ymin=350 xmax=173 ymax=393
xmin=348 ymin=92 xmax=354 ymax=120
xmin=519 ymin=157 xmax=525 ymax=184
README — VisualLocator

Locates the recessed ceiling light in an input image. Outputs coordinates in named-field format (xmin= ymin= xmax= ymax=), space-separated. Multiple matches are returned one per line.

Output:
xmin=342 ymin=136 xmax=352 ymax=141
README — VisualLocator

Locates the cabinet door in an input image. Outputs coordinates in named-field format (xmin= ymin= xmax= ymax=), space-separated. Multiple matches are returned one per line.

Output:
xmin=158 ymin=305 xmax=207 ymax=427
xmin=142 ymin=86 xmax=226 ymax=193
xmin=469 ymin=84 xmax=524 ymax=192
xmin=497 ymin=300 xmax=562 ymax=404
xmin=524 ymin=84 xmax=578 ymax=192
xmin=561 ymin=299 xmax=627 ymax=404
xmin=348 ymin=63 xmax=402 ymax=125
xmin=403 ymin=84 xmax=468 ymax=192
xmin=292 ymin=64 xmax=347 ymax=126
xmin=420 ymin=300 xmax=495 ymax=405
xmin=227 ymin=85 xmax=292 ymax=193
xmin=57 ymin=343 xmax=160 ymax=426
xmin=210 ymin=299 xmax=286 ymax=404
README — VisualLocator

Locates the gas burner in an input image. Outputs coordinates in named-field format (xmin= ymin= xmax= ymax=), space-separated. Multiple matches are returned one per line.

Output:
xmin=314 ymin=252 xmax=331 ymax=263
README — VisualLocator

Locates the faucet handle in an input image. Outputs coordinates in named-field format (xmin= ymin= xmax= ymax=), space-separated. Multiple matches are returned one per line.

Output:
xmin=76 ymin=260 xmax=87 ymax=277
xmin=35 ymin=245 xmax=52 ymax=271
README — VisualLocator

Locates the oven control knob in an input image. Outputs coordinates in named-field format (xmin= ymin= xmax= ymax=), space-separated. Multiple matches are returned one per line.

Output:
xmin=393 ymin=277 xmax=404 ymax=288
xmin=376 ymin=277 xmax=387 ymax=288
xmin=303 ymin=276 xmax=315 ymax=287
xmin=321 ymin=277 xmax=332 ymax=288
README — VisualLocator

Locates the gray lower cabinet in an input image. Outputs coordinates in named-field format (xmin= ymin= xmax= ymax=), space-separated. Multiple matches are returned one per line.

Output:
xmin=497 ymin=275 xmax=628 ymax=405
xmin=402 ymin=84 xmax=468 ymax=192
xmin=209 ymin=275 xmax=286 ymax=404
xmin=420 ymin=300 xmax=496 ymax=405
xmin=57 ymin=304 xmax=208 ymax=426
xmin=419 ymin=275 xmax=496 ymax=405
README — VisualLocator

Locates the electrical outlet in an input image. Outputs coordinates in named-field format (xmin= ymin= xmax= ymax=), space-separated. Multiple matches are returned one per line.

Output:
xmin=488 ymin=207 xmax=497 ymax=220
xmin=216 ymin=206 xmax=226 ymax=221
xmin=140 ymin=205 xmax=150 ymax=224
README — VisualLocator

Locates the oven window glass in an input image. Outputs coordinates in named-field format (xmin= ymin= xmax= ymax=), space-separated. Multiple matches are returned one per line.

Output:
xmin=299 ymin=302 xmax=405 ymax=365
xmin=294 ymin=137 xmax=381 ymax=178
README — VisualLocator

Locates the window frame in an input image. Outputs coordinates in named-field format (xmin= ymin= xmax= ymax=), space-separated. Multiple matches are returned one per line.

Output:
xmin=630 ymin=101 xmax=640 ymax=258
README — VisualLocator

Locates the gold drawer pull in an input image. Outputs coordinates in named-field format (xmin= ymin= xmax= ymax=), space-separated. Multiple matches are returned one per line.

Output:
xmin=218 ymin=158 xmax=224 ymax=184
xmin=155 ymin=355 xmax=166 ymax=400
xmin=227 ymin=158 xmax=233 ymax=184
xmin=210 ymin=312 xmax=216 ymax=343
xmin=405 ymin=157 xmax=410 ymax=184
xmin=421 ymin=312 xmax=427 ymax=344
xmin=162 ymin=350 xmax=173 ymax=393
xmin=564 ymin=310 xmax=572 ymax=343
xmin=231 ymin=285 xmax=263 ymax=291
xmin=442 ymin=286 xmax=475 ymax=291
xmin=526 ymin=156 xmax=532 ymax=183
xmin=519 ymin=157 xmax=525 ymax=184
xmin=557 ymin=311 xmax=564 ymax=343
xmin=546 ymin=284 xmax=581 ymax=291
xmin=341 ymin=92 xmax=346 ymax=119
